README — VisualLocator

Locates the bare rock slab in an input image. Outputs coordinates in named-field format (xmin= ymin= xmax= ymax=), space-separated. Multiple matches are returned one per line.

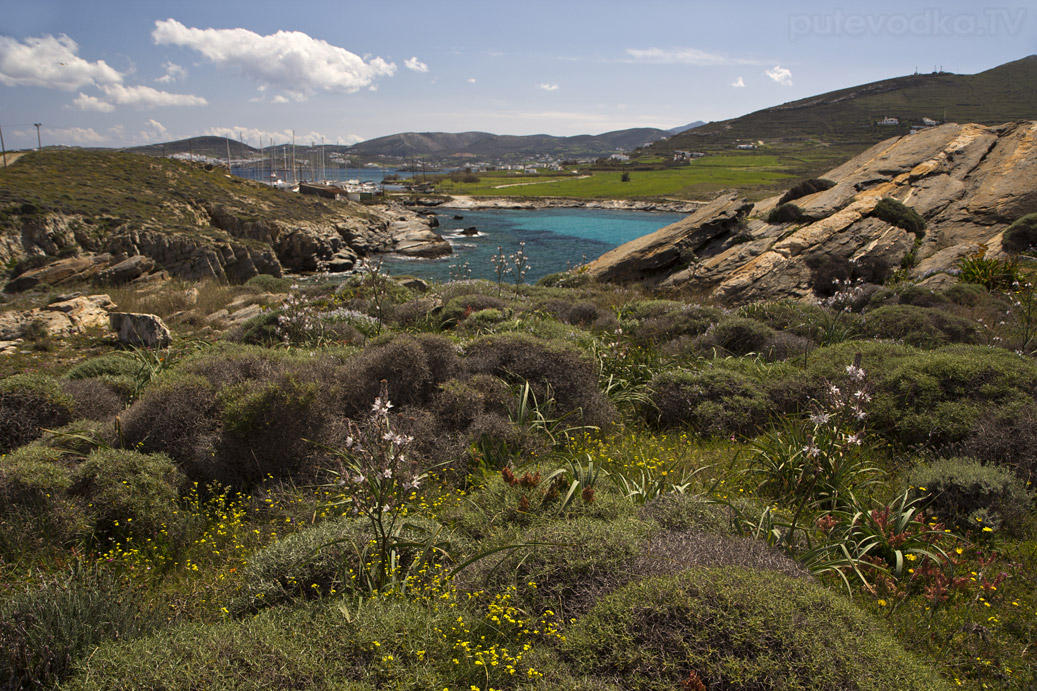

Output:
xmin=110 ymin=312 xmax=172 ymax=349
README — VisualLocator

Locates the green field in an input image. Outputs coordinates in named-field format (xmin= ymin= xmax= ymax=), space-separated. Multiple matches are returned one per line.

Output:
xmin=433 ymin=146 xmax=863 ymax=201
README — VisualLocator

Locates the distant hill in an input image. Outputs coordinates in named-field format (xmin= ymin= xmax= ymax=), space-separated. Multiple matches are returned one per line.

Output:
xmin=667 ymin=121 xmax=705 ymax=135
xmin=126 ymin=136 xmax=258 ymax=159
xmin=648 ymin=55 xmax=1037 ymax=155
xmin=340 ymin=128 xmax=670 ymax=161
xmin=127 ymin=128 xmax=671 ymax=165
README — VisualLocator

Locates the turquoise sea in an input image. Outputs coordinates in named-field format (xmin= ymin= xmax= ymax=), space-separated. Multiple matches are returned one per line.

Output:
xmin=380 ymin=207 xmax=687 ymax=283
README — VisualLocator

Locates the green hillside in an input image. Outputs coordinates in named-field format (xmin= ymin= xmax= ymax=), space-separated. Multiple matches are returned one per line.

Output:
xmin=649 ymin=55 xmax=1037 ymax=155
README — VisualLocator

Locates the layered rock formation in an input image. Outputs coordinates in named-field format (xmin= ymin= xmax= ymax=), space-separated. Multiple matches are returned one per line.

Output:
xmin=585 ymin=121 xmax=1037 ymax=303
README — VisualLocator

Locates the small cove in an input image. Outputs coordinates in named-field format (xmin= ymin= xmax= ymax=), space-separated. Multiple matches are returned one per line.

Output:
xmin=380 ymin=207 xmax=687 ymax=282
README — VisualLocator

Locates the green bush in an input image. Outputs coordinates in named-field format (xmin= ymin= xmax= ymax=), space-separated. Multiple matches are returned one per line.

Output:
xmin=778 ymin=177 xmax=836 ymax=205
xmin=71 ymin=448 xmax=185 ymax=538
xmin=63 ymin=353 xmax=139 ymax=380
xmin=439 ymin=293 xmax=507 ymax=327
xmin=564 ymin=567 xmax=955 ymax=691
xmin=464 ymin=333 xmax=617 ymax=428
xmin=0 ymin=374 xmax=75 ymax=454
xmin=1001 ymin=212 xmax=1037 ymax=254
xmin=461 ymin=513 xmax=651 ymax=619
xmin=766 ymin=202 xmax=810 ymax=224
xmin=244 ymin=273 xmax=292 ymax=293
xmin=629 ymin=305 xmax=722 ymax=345
xmin=231 ymin=517 xmax=370 ymax=613
xmin=0 ymin=565 xmax=150 ymax=689
xmin=697 ymin=316 xmax=779 ymax=357
xmin=0 ymin=443 xmax=88 ymax=559
xmin=230 ymin=309 xmax=281 ymax=345
xmin=645 ymin=367 xmax=770 ymax=436
xmin=858 ymin=304 xmax=979 ymax=348
xmin=909 ymin=456 xmax=1033 ymax=535
xmin=872 ymin=197 xmax=926 ymax=236
xmin=118 ymin=373 xmax=220 ymax=481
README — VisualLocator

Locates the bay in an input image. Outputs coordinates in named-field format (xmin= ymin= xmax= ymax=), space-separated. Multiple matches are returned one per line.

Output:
xmin=379 ymin=207 xmax=687 ymax=283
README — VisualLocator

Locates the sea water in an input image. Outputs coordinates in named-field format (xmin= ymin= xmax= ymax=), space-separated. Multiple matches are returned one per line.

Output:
xmin=380 ymin=207 xmax=687 ymax=283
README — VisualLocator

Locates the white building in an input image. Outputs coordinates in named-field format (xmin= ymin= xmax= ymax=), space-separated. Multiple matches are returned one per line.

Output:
xmin=877 ymin=116 xmax=900 ymax=126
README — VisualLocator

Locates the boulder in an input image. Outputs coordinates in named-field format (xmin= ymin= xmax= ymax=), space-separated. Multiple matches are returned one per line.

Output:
xmin=0 ymin=294 xmax=114 ymax=340
xmin=96 ymin=254 xmax=155 ymax=285
xmin=3 ymin=255 xmax=110 ymax=293
xmin=110 ymin=312 xmax=172 ymax=349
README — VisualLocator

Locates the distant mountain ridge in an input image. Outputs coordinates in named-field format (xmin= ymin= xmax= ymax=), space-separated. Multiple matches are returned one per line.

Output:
xmin=649 ymin=55 xmax=1037 ymax=154
xmin=341 ymin=128 xmax=670 ymax=160
xmin=125 ymin=128 xmax=672 ymax=163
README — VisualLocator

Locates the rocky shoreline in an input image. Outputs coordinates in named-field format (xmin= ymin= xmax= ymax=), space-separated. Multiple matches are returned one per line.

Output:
xmin=409 ymin=195 xmax=705 ymax=213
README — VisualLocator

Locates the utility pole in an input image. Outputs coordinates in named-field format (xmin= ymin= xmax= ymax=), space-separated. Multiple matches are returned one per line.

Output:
xmin=33 ymin=123 xmax=42 ymax=151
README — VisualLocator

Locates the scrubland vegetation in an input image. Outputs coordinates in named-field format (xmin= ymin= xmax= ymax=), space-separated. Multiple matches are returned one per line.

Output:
xmin=2 ymin=261 xmax=1036 ymax=690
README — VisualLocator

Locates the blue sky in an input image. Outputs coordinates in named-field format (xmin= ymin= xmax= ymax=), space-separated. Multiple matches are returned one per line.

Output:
xmin=1 ymin=0 xmax=1034 ymax=149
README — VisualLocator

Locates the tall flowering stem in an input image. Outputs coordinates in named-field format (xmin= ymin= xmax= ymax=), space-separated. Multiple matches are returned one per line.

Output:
xmin=322 ymin=381 xmax=428 ymax=593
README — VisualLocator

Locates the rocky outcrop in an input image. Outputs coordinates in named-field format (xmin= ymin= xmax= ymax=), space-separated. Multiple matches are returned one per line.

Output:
xmin=0 ymin=294 xmax=114 ymax=341
xmin=3 ymin=255 xmax=112 ymax=292
xmin=110 ymin=312 xmax=172 ymax=349
xmin=585 ymin=121 xmax=1037 ymax=304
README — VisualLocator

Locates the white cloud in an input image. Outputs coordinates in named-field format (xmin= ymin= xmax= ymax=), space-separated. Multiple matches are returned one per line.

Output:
xmin=151 ymin=19 xmax=397 ymax=98
xmin=203 ymin=126 xmax=363 ymax=147
xmin=404 ymin=56 xmax=428 ymax=73
xmin=537 ymin=83 xmax=559 ymax=91
xmin=272 ymin=95 xmax=290 ymax=104
xmin=0 ymin=34 xmax=122 ymax=90
xmin=100 ymin=83 xmax=207 ymax=108
xmin=45 ymin=126 xmax=107 ymax=145
xmin=144 ymin=119 xmax=168 ymax=137
xmin=765 ymin=65 xmax=793 ymax=86
xmin=72 ymin=92 xmax=115 ymax=112
xmin=625 ymin=47 xmax=730 ymax=65
xmin=155 ymin=61 xmax=187 ymax=84
xmin=731 ymin=76 xmax=745 ymax=88
xmin=467 ymin=77 xmax=476 ymax=84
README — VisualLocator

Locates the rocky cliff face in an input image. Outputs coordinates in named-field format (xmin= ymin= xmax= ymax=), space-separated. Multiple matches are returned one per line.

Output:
xmin=585 ymin=121 xmax=1037 ymax=303
xmin=2 ymin=199 xmax=449 ymax=287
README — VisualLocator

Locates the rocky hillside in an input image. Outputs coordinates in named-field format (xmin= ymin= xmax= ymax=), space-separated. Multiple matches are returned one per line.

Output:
xmin=0 ymin=150 xmax=448 ymax=290
xmin=586 ymin=121 xmax=1037 ymax=303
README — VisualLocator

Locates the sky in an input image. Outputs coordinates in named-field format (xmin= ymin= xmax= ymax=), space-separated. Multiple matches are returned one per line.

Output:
xmin=1 ymin=0 xmax=1034 ymax=150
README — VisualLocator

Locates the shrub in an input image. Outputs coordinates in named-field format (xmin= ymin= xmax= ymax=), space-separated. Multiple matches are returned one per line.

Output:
xmin=464 ymin=333 xmax=617 ymax=428
xmin=629 ymin=305 xmax=722 ymax=345
xmin=439 ymin=293 xmax=507 ymax=327
xmin=766 ymin=202 xmax=810 ymax=224
xmin=231 ymin=517 xmax=369 ymax=613
xmin=872 ymin=197 xmax=926 ymax=236
xmin=1001 ymin=212 xmax=1037 ymax=254
xmin=564 ymin=567 xmax=954 ymax=691
xmin=0 ymin=565 xmax=150 ymax=689
xmin=61 ymin=378 xmax=127 ymax=421
xmin=634 ymin=530 xmax=811 ymax=581
xmin=943 ymin=282 xmax=992 ymax=308
xmin=228 ymin=310 xmax=281 ymax=345
xmin=243 ymin=273 xmax=292 ymax=293
xmin=538 ymin=299 xmax=609 ymax=328
xmin=118 ymin=373 xmax=220 ymax=480
xmin=0 ymin=444 xmax=88 ymax=558
xmin=858 ymin=304 xmax=979 ymax=348
xmin=339 ymin=334 xmax=458 ymax=417
xmin=0 ymin=374 xmax=75 ymax=454
xmin=908 ymin=456 xmax=1033 ymax=535
xmin=645 ymin=367 xmax=770 ymax=436
xmin=778 ymin=177 xmax=836 ymax=205
xmin=63 ymin=353 xmax=139 ymax=380
xmin=958 ymin=249 xmax=1020 ymax=291
xmin=696 ymin=317 xmax=778 ymax=357
xmin=963 ymin=403 xmax=1037 ymax=482
xmin=71 ymin=448 xmax=185 ymax=538
xmin=461 ymin=513 xmax=651 ymax=619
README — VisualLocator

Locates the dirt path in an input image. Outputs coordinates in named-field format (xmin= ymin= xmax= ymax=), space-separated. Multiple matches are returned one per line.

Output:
xmin=1 ymin=152 xmax=27 ymax=167
xmin=492 ymin=175 xmax=591 ymax=189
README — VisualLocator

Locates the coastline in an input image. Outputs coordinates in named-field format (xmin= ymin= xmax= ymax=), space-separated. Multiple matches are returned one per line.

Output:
xmin=410 ymin=195 xmax=705 ymax=213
